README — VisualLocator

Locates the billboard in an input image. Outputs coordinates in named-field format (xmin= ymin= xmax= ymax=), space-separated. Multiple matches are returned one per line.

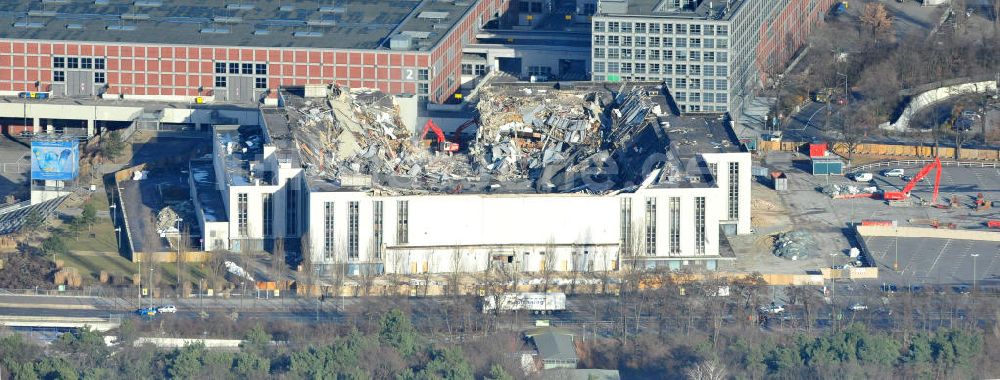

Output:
xmin=31 ymin=140 xmax=80 ymax=181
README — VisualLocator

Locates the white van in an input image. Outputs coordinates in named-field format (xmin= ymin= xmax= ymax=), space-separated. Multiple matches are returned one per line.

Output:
xmin=852 ymin=172 xmax=873 ymax=182
xmin=881 ymin=168 xmax=904 ymax=177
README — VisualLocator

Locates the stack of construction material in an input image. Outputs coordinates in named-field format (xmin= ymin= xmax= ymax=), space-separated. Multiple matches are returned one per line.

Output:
xmin=773 ymin=230 xmax=818 ymax=261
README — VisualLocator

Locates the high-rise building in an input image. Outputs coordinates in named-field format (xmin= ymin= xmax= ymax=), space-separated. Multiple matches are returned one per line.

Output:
xmin=591 ymin=0 xmax=833 ymax=115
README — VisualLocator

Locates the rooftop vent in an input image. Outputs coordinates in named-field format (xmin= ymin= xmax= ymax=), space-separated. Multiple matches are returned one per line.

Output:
xmin=121 ymin=13 xmax=151 ymax=21
xmin=318 ymin=6 xmax=345 ymax=13
xmin=214 ymin=16 xmax=243 ymax=24
xmin=417 ymin=11 xmax=450 ymax=20
xmin=293 ymin=31 xmax=322 ymax=38
xmin=306 ymin=19 xmax=336 ymax=27
xmin=134 ymin=0 xmax=163 ymax=7
xmin=107 ymin=24 xmax=138 ymax=31
xmin=389 ymin=34 xmax=413 ymax=50
xmin=226 ymin=3 xmax=254 ymax=10
xmin=401 ymin=30 xmax=431 ymax=39
xmin=200 ymin=27 xmax=231 ymax=34
xmin=13 ymin=21 xmax=46 ymax=28
xmin=27 ymin=10 xmax=58 ymax=17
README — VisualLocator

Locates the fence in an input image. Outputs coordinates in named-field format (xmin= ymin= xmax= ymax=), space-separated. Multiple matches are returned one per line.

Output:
xmin=847 ymin=159 xmax=1000 ymax=173
xmin=758 ymin=140 xmax=1000 ymax=161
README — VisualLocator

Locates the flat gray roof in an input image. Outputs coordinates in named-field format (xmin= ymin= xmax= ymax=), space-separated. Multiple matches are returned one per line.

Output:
xmin=0 ymin=0 xmax=477 ymax=50
xmin=863 ymin=236 xmax=999 ymax=285
xmin=597 ymin=0 xmax=746 ymax=20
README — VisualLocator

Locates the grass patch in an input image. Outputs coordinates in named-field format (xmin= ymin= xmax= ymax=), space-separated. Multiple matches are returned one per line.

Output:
xmin=66 ymin=221 xmax=119 ymax=252
xmin=56 ymin=251 xmax=211 ymax=286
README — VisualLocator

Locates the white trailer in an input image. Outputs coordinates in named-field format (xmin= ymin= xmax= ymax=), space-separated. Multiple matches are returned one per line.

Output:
xmin=481 ymin=292 xmax=567 ymax=314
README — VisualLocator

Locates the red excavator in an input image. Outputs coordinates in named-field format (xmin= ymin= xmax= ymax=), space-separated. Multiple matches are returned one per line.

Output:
xmin=882 ymin=158 xmax=942 ymax=204
xmin=419 ymin=119 xmax=459 ymax=153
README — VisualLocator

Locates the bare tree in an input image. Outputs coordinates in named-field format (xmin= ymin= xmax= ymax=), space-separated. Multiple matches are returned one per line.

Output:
xmin=685 ymin=358 xmax=728 ymax=380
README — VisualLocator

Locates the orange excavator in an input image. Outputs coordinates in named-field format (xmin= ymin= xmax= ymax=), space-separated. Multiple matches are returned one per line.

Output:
xmin=882 ymin=158 xmax=942 ymax=204
xmin=419 ymin=119 xmax=459 ymax=153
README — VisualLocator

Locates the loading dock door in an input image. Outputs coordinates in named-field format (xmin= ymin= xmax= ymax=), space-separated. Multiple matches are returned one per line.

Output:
xmin=66 ymin=71 xmax=94 ymax=97
xmin=227 ymin=76 xmax=256 ymax=104
xmin=497 ymin=57 xmax=522 ymax=77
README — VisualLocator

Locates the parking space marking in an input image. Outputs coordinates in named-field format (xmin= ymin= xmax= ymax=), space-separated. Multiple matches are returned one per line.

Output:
xmin=927 ymin=239 xmax=952 ymax=275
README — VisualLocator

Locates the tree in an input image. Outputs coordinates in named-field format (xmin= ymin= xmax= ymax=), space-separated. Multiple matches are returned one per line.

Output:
xmin=379 ymin=309 xmax=419 ymax=357
xmin=241 ymin=323 xmax=272 ymax=354
xmin=485 ymin=363 xmax=514 ymax=380
xmin=232 ymin=352 xmax=269 ymax=380
xmin=100 ymin=130 xmax=126 ymax=161
xmin=685 ymin=358 xmax=728 ymax=380
xmin=80 ymin=202 xmax=97 ymax=229
xmin=859 ymin=4 xmax=893 ymax=44
xmin=167 ymin=343 xmax=206 ymax=380
xmin=19 ymin=210 xmax=45 ymax=240
xmin=411 ymin=347 xmax=474 ymax=380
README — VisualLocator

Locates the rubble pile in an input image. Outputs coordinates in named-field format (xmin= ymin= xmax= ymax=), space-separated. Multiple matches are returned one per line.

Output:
xmin=472 ymin=87 xmax=607 ymax=186
xmin=821 ymin=183 xmax=878 ymax=198
xmin=772 ymin=230 xmax=818 ymax=261
xmin=155 ymin=201 xmax=193 ymax=233
xmin=289 ymin=87 xmax=476 ymax=191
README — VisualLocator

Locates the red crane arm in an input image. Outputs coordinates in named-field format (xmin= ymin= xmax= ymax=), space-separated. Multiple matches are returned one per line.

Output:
xmin=419 ymin=119 xmax=446 ymax=143
xmin=900 ymin=158 xmax=943 ymax=203
xmin=452 ymin=119 xmax=478 ymax=141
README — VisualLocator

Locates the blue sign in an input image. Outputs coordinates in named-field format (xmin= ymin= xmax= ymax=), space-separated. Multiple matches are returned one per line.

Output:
xmin=31 ymin=140 xmax=79 ymax=181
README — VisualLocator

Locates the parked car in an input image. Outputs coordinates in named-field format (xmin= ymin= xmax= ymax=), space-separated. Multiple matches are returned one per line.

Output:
xmin=852 ymin=172 xmax=873 ymax=182
xmin=882 ymin=168 xmax=905 ymax=177
xmin=135 ymin=308 xmax=157 ymax=316
xmin=157 ymin=305 xmax=177 ymax=313
xmin=760 ymin=303 xmax=785 ymax=314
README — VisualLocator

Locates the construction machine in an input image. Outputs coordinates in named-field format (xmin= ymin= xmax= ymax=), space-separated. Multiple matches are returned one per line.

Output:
xmin=419 ymin=119 xmax=459 ymax=153
xmin=882 ymin=158 xmax=942 ymax=204
xmin=975 ymin=193 xmax=991 ymax=211
xmin=452 ymin=118 xmax=478 ymax=142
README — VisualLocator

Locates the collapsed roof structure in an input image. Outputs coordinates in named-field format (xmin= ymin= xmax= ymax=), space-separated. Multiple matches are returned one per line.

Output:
xmin=285 ymin=83 xmax=729 ymax=195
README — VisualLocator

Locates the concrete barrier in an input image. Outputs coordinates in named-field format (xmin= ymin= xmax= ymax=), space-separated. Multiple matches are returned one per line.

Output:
xmin=883 ymin=80 xmax=998 ymax=131
xmin=133 ymin=337 xmax=244 ymax=348
xmin=0 ymin=315 xmax=119 ymax=331
xmin=856 ymin=226 xmax=1000 ymax=242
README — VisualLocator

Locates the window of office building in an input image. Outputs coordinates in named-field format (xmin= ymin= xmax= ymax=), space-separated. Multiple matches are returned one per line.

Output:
xmin=256 ymin=63 xmax=267 ymax=75
xmin=372 ymin=201 xmax=383 ymax=259
xmin=728 ymin=162 xmax=740 ymax=220
xmin=664 ymin=23 xmax=673 ymax=34
xmin=593 ymin=62 xmax=605 ymax=73
xmin=635 ymin=22 xmax=646 ymax=33
xmin=621 ymin=22 xmax=632 ymax=33
xmin=620 ymin=198 xmax=632 ymax=256
xmin=215 ymin=62 xmax=226 ymax=74
xmin=717 ymin=93 xmax=727 ymax=103
xmin=95 ymin=58 xmax=105 ymax=70
xmin=53 ymin=71 xmax=65 ymax=82
xmin=241 ymin=63 xmax=252 ymax=75
xmin=594 ymin=21 xmax=605 ymax=32
xmin=417 ymin=69 xmax=429 ymax=80
xmin=53 ymin=57 xmax=65 ymax=68
xmin=228 ymin=62 xmax=239 ymax=74
xmin=621 ymin=62 xmax=632 ymax=73
xmin=237 ymin=193 xmax=248 ymax=236
xmin=676 ymin=24 xmax=687 ymax=34
xmin=690 ymin=25 xmax=701 ymax=35
xmin=669 ymin=197 xmax=680 ymax=254
xmin=644 ymin=197 xmax=656 ymax=255
xmin=94 ymin=72 xmax=105 ymax=84
xmin=649 ymin=36 xmax=660 ymax=47
xmin=594 ymin=35 xmax=605 ymax=45
xmin=396 ymin=200 xmax=409 ymax=244
xmin=215 ymin=76 xmax=226 ymax=87
xmin=649 ymin=23 xmax=660 ymax=33
xmin=262 ymin=193 xmax=273 ymax=237
xmin=348 ymin=201 xmax=359 ymax=259
xmin=594 ymin=48 xmax=605 ymax=59
xmin=324 ymin=202 xmax=335 ymax=259
xmin=67 ymin=57 xmax=78 ymax=69
xmin=608 ymin=21 xmax=619 ymax=32
xmin=81 ymin=58 xmax=92 ymax=69
xmin=607 ymin=62 xmax=619 ymax=73
xmin=255 ymin=77 xmax=267 ymax=89
xmin=608 ymin=35 xmax=619 ymax=45
xmin=695 ymin=197 xmax=706 ymax=254
xmin=717 ymin=26 xmax=728 ymax=35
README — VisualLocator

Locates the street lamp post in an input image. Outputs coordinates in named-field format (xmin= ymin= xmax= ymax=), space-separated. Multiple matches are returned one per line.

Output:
xmin=971 ymin=254 xmax=979 ymax=295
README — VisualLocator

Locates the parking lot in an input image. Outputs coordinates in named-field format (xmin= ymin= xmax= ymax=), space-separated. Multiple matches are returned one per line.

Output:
xmin=0 ymin=132 xmax=30 ymax=202
xmin=864 ymin=236 xmax=999 ymax=287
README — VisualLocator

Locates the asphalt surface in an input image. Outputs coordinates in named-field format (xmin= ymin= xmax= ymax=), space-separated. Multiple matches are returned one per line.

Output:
xmin=864 ymin=236 xmax=1000 ymax=286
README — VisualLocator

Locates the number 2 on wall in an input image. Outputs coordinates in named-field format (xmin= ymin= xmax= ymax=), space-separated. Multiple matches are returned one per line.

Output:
xmin=404 ymin=69 xmax=414 ymax=80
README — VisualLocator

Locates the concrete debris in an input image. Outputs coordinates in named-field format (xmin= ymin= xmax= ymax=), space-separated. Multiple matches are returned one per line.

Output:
xmin=773 ymin=230 xmax=818 ymax=261
xmin=155 ymin=201 xmax=192 ymax=234
xmin=821 ymin=183 xmax=878 ymax=198
xmin=285 ymin=84 xmax=670 ymax=194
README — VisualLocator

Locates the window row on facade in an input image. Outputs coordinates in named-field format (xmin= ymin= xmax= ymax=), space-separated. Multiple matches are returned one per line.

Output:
xmin=593 ymin=62 xmax=729 ymax=78
xmin=593 ymin=48 xmax=729 ymax=63
xmin=621 ymin=196 xmax=706 ymax=257
xmin=320 ymin=200 xmax=410 ymax=261
xmin=594 ymin=21 xmax=729 ymax=36
xmin=593 ymin=35 xmax=729 ymax=50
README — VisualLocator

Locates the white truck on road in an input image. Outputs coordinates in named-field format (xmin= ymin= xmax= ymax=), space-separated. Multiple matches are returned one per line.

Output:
xmin=481 ymin=292 xmax=566 ymax=314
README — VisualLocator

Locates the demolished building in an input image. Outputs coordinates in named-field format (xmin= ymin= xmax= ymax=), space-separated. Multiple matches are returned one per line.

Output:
xmin=190 ymin=84 xmax=751 ymax=276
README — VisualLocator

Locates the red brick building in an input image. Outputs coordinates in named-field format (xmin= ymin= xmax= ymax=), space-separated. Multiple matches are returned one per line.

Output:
xmin=0 ymin=0 xmax=509 ymax=104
